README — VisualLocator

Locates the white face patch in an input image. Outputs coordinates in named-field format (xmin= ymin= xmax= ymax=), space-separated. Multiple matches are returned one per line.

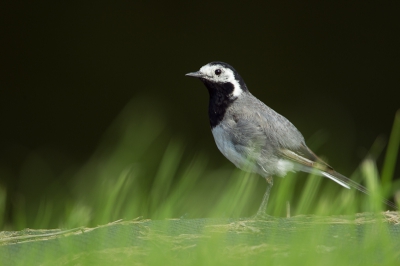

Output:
xmin=199 ymin=63 xmax=243 ymax=97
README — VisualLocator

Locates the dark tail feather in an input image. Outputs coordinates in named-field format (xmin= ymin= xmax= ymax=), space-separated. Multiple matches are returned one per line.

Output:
xmin=291 ymin=159 xmax=397 ymax=210
xmin=327 ymin=170 xmax=397 ymax=210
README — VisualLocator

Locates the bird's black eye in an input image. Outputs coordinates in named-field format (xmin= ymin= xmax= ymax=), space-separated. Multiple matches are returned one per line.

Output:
xmin=215 ymin=69 xmax=222 ymax=75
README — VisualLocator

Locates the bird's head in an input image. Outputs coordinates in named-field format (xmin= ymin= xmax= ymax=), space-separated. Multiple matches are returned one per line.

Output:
xmin=186 ymin=62 xmax=248 ymax=98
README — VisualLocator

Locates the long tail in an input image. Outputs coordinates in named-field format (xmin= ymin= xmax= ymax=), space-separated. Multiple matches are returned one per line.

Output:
xmin=279 ymin=148 xmax=397 ymax=210
xmin=321 ymin=170 xmax=397 ymax=210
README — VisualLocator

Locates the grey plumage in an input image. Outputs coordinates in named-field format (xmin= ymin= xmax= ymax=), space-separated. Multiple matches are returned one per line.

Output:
xmin=217 ymin=91 xmax=304 ymax=177
xmin=186 ymin=61 xmax=396 ymax=214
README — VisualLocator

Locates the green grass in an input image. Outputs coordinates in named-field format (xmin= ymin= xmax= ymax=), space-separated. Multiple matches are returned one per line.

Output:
xmin=1 ymin=99 xmax=399 ymax=265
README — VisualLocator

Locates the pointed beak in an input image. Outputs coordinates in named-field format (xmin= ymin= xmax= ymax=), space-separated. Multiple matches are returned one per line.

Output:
xmin=185 ymin=71 xmax=204 ymax=78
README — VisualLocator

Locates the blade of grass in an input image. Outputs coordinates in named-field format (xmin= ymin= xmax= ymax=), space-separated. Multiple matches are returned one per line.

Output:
xmin=381 ymin=110 xmax=400 ymax=191
xmin=295 ymin=172 xmax=322 ymax=215
xmin=149 ymin=140 xmax=185 ymax=218
xmin=361 ymin=159 xmax=383 ymax=212
xmin=0 ymin=186 xmax=6 ymax=228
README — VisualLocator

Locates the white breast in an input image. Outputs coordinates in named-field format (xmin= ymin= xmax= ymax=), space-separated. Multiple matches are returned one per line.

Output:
xmin=211 ymin=124 xmax=248 ymax=169
xmin=211 ymin=124 xmax=296 ymax=178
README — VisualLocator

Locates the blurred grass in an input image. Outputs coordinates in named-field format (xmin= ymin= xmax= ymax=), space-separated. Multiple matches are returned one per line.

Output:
xmin=0 ymin=99 xmax=399 ymax=265
xmin=382 ymin=110 xmax=400 ymax=192
xmin=2 ymin=99 xmax=399 ymax=226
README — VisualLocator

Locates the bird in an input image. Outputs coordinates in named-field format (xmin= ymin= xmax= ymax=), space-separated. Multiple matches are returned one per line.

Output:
xmin=185 ymin=61 xmax=396 ymax=216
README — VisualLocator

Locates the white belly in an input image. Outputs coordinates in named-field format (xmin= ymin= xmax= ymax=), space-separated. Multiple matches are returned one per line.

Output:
xmin=211 ymin=124 xmax=295 ymax=177
xmin=211 ymin=124 xmax=249 ymax=169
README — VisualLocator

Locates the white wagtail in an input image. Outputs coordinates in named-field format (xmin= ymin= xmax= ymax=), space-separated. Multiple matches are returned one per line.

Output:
xmin=186 ymin=61 xmax=396 ymax=216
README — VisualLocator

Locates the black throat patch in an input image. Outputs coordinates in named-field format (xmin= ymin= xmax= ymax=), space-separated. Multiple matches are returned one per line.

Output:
xmin=201 ymin=80 xmax=237 ymax=128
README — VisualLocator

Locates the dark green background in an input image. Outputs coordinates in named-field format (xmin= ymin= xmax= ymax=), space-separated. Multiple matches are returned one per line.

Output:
xmin=1 ymin=2 xmax=399 ymax=225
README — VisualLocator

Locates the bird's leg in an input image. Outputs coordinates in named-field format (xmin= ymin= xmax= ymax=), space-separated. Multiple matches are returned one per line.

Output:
xmin=254 ymin=176 xmax=273 ymax=219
